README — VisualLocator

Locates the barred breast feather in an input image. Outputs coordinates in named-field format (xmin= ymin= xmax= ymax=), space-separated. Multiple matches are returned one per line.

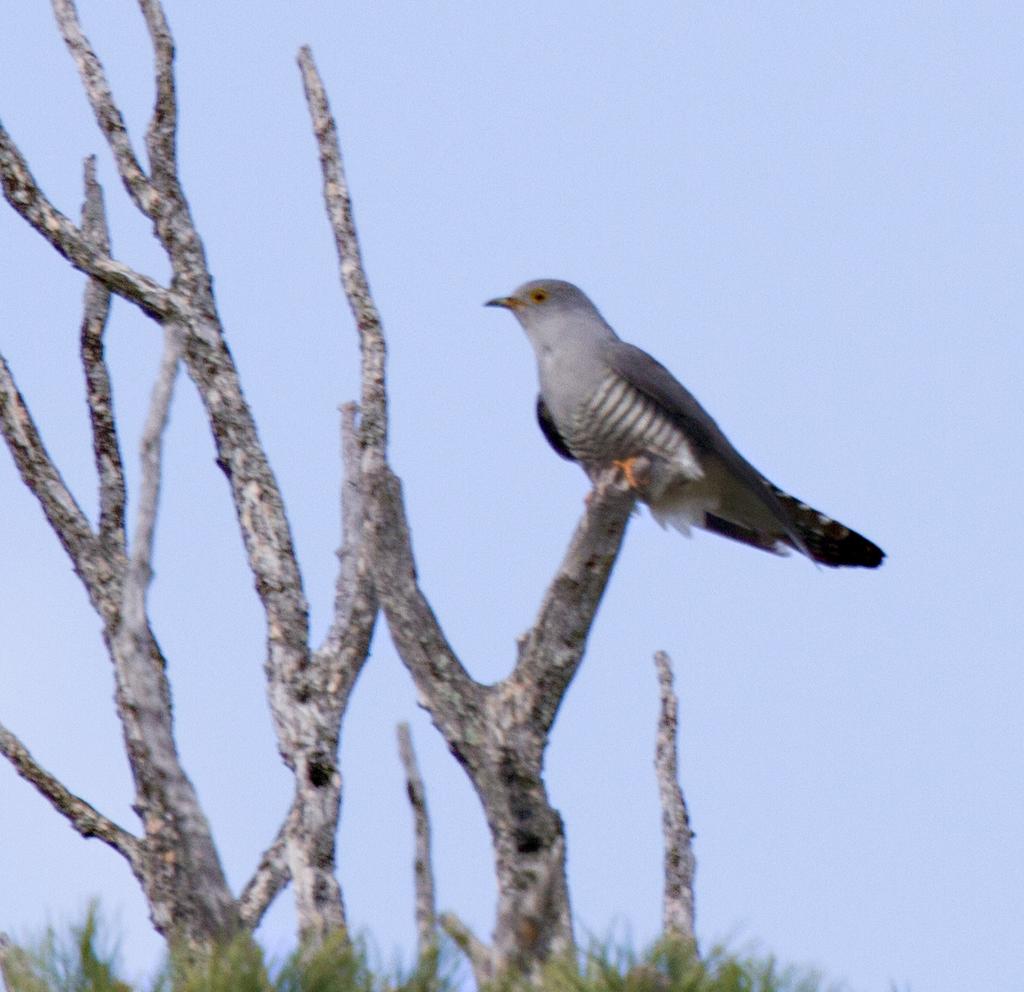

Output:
xmin=566 ymin=371 xmax=693 ymax=468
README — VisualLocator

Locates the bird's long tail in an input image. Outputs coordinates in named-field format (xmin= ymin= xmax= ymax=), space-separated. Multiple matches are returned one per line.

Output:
xmin=765 ymin=485 xmax=885 ymax=568
xmin=641 ymin=453 xmax=885 ymax=568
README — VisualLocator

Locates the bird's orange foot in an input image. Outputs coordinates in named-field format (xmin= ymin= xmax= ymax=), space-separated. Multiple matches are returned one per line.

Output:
xmin=613 ymin=456 xmax=651 ymax=491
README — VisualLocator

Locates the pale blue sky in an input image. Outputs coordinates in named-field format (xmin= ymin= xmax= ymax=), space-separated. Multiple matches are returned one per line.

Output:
xmin=1 ymin=4 xmax=1021 ymax=991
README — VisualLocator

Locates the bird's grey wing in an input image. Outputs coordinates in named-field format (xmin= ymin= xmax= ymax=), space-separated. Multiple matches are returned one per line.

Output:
xmin=604 ymin=340 xmax=810 ymax=555
xmin=603 ymin=342 xmax=733 ymax=457
xmin=536 ymin=395 xmax=576 ymax=461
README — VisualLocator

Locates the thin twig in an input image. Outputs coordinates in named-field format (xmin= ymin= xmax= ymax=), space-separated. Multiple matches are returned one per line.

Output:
xmin=79 ymin=155 xmax=126 ymax=552
xmin=0 ymin=353 xmax=111 ymax=609
xmin=51 ymin=0 xmax=156 ymax=215
xmin=0 ymin=125 xmax=173 ymax=319
xmin=297 ymin=47 xmax=387 ymax=452
xmin=138 ymin=0 xmax=179 ymax=186
xmin=0 ymin=721 xmax=141 ymax=868
xmin=101 ymin=322 xmax=245 ymax=941
xmin=653 ymin=651 xmax=697 ymax=945
xmin=397 ymin=723 xmax=437 ymax=958
xmin=439 ymin=912 xmax=494 ymax=988
xmin=238 ymin=800 xmax=301 ymax=929
xmin=122 ymin=325 xmax=179 ymax=615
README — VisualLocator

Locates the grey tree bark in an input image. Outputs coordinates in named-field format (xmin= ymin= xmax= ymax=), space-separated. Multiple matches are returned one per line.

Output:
xmin=0 ymin=0 xmax=375 ymax=951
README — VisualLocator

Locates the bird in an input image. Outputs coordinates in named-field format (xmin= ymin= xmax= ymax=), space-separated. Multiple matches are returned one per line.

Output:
xmin=486 ymin=279 xmax=884 ymax=568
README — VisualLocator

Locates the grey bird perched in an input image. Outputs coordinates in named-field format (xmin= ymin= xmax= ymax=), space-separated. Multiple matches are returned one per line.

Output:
xmin=486 ymin=279 xmax=884 ymax=568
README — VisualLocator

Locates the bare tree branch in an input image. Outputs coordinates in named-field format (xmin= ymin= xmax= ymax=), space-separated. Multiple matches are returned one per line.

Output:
xmin=396 ymin=722 xmax=437 ymax=958
xmin=51 ymin=0 xmax=156 ymax=215
xmin=362 ymin=431 xmax=630 ymax=975
xmin=16 ymin=20 xmax=314 ymax=743
xmin=653 ymin=651 xmax=697 ymax=946
xmin=264 ymin=404 xmax=381 ymax=944
xmin=439 ymin=912 xmax=494 ymax=989
xmin=368 ymin=470 xmax=631 ymax=973
xmin=100 ymin=307 xmax=218 ymax=946
xmin=297 ymin=47 xmax=386 ymax=452
xmin=50 ymin=2 xmax=324 ymax=802
xmin=238 ymin=799 xmax=300 ymax=929
xmin=298 ymin=45 xmax=498 ymax=956
xmin=138 ymin=0 xmax=179 ymax=186
xmin=1 ymin=142 xmax=236 ymax=950
xmin=365 ymin=468 xmax=483 ymax=729
xmin=118 ymin=325 xmax=179 ymax=635
xmin=105 ymin=353 xmax=239 ymax=943
xmin=369 ymin=469 xmax=631 ymax=974
xmin=0 ymin=352 xmax=113 ymax=607
xmin=78 ymin=156 xmax=126 ymax=552
xmin=0 ymin=721 xmax=141 ymax=869
xmin=255 ymin=404 xmax=378 ymax=939
xmin=312 ymin=403 xmax=377 ymax=681
xmin=0 ymin=125 xmax=174 ymax=319
xmin=508 ymin=475 xmax=635 ymax=730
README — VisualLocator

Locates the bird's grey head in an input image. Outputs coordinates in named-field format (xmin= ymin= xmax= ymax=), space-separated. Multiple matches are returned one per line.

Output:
xmin=485 ymin=279 xmax=617 ymax=352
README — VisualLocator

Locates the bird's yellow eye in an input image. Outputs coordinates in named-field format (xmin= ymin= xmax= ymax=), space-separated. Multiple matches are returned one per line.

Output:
xmin=530 ymin=289 xmax=549 ymax=304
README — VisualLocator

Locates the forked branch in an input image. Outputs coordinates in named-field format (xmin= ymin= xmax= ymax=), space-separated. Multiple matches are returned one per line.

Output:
xmin=298 ymin=40 xmax=636 ymax=978
xmin=238 ymin=799 xmax=301 ymax=929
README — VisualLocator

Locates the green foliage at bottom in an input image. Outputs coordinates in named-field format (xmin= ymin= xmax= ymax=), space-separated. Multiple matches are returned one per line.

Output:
xmin=0 ymin=903 xmax=129 ymax=992
xmin=0 ymin=908 xmax=843 ymax=992
xmin=535 ymin=937 xmax=840 ymax=992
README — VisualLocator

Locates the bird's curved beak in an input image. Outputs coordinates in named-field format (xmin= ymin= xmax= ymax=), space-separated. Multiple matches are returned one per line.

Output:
xmin=485 ymin=295 xmax=522 ymax=311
